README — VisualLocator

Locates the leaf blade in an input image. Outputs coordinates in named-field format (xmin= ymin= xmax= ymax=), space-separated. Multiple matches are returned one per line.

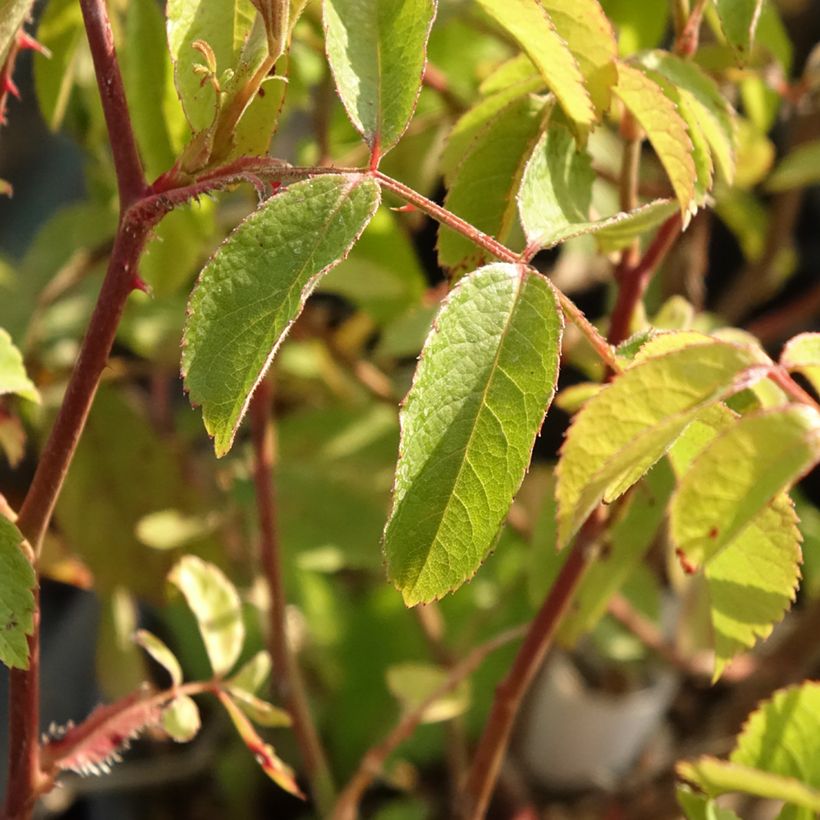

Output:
xmin=0 ymin=328 xmax=39 ymax=404
xmin=0 ymin=517 xmax=35 ymax=670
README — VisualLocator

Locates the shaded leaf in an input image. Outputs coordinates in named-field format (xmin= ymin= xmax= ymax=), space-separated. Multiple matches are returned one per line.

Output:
xmin=384 ymin=264 xmax=562 ymax=605
xmin=475 ymin=0 xmax=595 ymax=136
xmin=556 ymin=337 xmax=770 ymax=548
xmin=438 ymin=95 xmax=548 ymax=272
xmin=0 ymin=327 xmax=39 ymax=403
xmin=324 ymin=0 xmax=437 ymax=158
xmin=767 ymin=140 xmax=820 ymax=193
xmin=134 ymin=629 xmax=183 ymax=686
xmin=600 ymin=0 xmax=669 ymax=56
xmin=168 ymin=556 xmax=245 ymax=677
xmin=162 ymin=695 xmax=201 ymax=742
xmin=182 ymin=175 xmax=380 ymax=456
xmin=781 ymin=333 xmax=820 ymax=397
xmin=386 ymin=662 xmax=470 ymax=723
xmin=612 ymin=62 xmax=696 ymax=218
xmin=715 ymin=0 xmax=763 ymax=59
xmin=0 ymin=517 xmax=35 ymax=670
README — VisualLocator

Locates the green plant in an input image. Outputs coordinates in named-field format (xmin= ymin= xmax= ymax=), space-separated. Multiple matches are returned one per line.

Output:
xmin=1 ymin=0 xmax=820 ymax=818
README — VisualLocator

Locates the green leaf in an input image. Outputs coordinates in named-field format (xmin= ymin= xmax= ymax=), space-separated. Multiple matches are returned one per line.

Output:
xmin=228 ymin=650 xmax=272 ymax=695
xmin=0 ymin=517 xmax=35 ymax=670
xmin=135 ymin=509 xmax=220 ymax=551
xmin=0 ymin=0 xmax=34 ymax=64
xmin=766 ymin=140 xmax=820 ymax=193
xmin=556 ymin=337 xmax=770 ymax=548
xmin=218 ymin=690 xmax=303 ymax=798
xmin=475 ymin=0 xmax=595 ymax=137
xmin=134 ymin=629 xmax=183 ymax=686
xmin=437 ymin=94 xmax=548 ymax=272
xmin=558 ymin=461 xmax=674 ymax=646
xmin=384 ymin=263 xmax=563 ymax=605
xmin=641 ymin=51 xmax=736 ymax=185
xmin=612 ymin=62 xmax=697 ymax=218
xmin=225 ymin=687 xmax=292 ymax=727
xmin=386 ymin=662 xmax=470 ymax=723
xmin=714 ymin=0 xmax=763 ymax=59
xmin=781 ymin=333 xmax=820 ymax=397
xmin=677 ymin=786 xmax=741 ymax=820
xmin=166 ymin=0 xmax=256 ymax=132
xmin=595 ymin=200 xmax=679 ymax=251
xmin=168 ymin=556 xmax=245 ymax=677
xmin=670 ymin=405 xmax=820 ymax=568
xmin=0 ymin=328 xmax=38 ymax=403
xmin=182 ymin=174 xmax=380 ymax=457
xmin=540 ymin=0 xmax=618 ymax=116
xmin=323 ymin=0 xmax=437 ymax=159
xmin=600 ymin=0 xmax=669 ymax=56
xmin=162 ymin=695 xmax=201 ymax=742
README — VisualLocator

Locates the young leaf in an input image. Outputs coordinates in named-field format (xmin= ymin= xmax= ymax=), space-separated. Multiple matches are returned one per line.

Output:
xmin=226 ymin=687 xmax=292 ymax=727
xmin=766 ymin=140 xmax=820 ymax=192
xmin=182 ymin=175 xmax=380 ymax=457
xmin=594 ymin=199 xmax=679 ymax=251
xmin=384 ymin=264 xmax=563 ymax=606
xmin=475 ymin=0 xmax=595 ymax=137
xmin=0 ymin=327 xmax=39 ymax=403
xmin=162 ymin=695 xmax=201 ymax=742
xmin=134 ymin=629 xmax=183 ymax=686
xmin=324 ymin=0 xmax=437 ymax=160
xmin=612 ymin=62 xmax=696 ymax=218
xmin=437 ymin=94 xmax=548 ymax=272
xmin=670 ymin=405 xmax=820 ymax=568
xmin=556 ymin=338 xmax=770 ymax=548
xmin=540 ymin=0 xmax=618 ymax=115
xmin=386 ymin=662 xmax=470 ymax=723
xmin=0 ymin=517 xmax=35 ymax=670
xmin=780 ymin=332 xmax=820 ymax=396
xmin=218 ymin=690 xmax=304 ymax=798
xmin=228 ymin=649 xmax=272 ymax=695
xmin=168 ymin=556 xmax=245 ymax=678
xmin=714 ymin=0 xmax=763 ymax=60
xmin=677 ymin=786 xmax=741 ymax=820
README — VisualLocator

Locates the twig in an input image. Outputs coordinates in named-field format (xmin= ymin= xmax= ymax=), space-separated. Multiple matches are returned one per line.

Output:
xmin=248 ymin=380 xmax=336 ymax=814
xmin=460 ymin=510 xmax=606 ymax=819
xmin=332 ymin=624 xmax=527 ymax=820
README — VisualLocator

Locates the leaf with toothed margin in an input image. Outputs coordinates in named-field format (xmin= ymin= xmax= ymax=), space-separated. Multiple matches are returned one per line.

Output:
xmin=555 ymin=336 xmax=771 ymax=549
xmin=612 ymin=62 xmax=697 ymax=219
xmin=384 ymin=263 xmax=563 ymax=606
xmin=161 ymin=695 xmax=201 ymax=742
xmin=475 ymin=0 xmax=595 ymax=139
xmin=0 ymin=516 xmax=35 ymax=670
xmin=781 ymin=333 xmax=820 ymax=398
xmin=218 ymin=690 xmax=304 ymax=798
xmin=182 ymin=175 xmax=380 ymax=457
xmin=168 ymin=556 xmax=245 ymax=677
xmin=323 ymin=0 xmax=437 ymax=159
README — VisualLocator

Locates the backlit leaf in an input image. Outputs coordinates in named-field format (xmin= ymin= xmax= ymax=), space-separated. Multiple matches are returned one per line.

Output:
xmin=612 ymin=62 xmax=696 ymax=218
xmin=670 ymin=405 xmax=820 ymax=568
xmin=781 ymin=333 xmax=820 ymax=397
xmin=324 ymin=0 xmax=437 ymax=159
xmin=438 ymin=95 xmax=548 ymax=272
xmin=384 ymin=264 xmax=562 ymax=605
xmin=134 ymin=629 xmax=183 ymax=686
xmin=162 ymin=695 xmax=201 ymax=742
xmin=182 ymin=175 xmax=380 ymax=457
xmin=386 ymin=662 xmax=470 ymax=723
xmin=475 ymin=0 xmax=595 ymax=137
xmin=0 ymin=517 xmax=35 ymax=670
xmin=766 ymin=140 xmax=820 ymax=193
xmin=556 ymin=337 xmax=770 ymax=548
xmin=168 ymin=556 xmax=245 ymax=677
xmin=0 ymin=328 xmax=39 ymax=403
xmin=715 ymin=0 xmax=763 ymax=59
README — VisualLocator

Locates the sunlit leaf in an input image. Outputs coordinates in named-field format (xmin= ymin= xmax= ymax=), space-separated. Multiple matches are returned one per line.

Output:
xmin=182 ymin=175 xmax=380 ymax=456
xmin=612 ymin=62 xmax=696 ymax=218
xmin=324 ymin=0 xmax=437 ymax=159
xmin=556 ymin=337 xmax=770 ymax=548
xmin=162 ymin=695 xmax=201 ymax=742
xmin=168 ymin=556 xmax=245 ymax=677
xmin=386 ymin=662 xmax=470 ymax=723
xmin=714 ymin=0 xmax=763 ymax=60
xmin=475 ymin=0 xmax=595 ymax=137
xmin=670 ymin=405 xmax=820 ymax=568
xmin=781 ymin=333 xmax=820 ymax=397
xmin=438 ymin=95 xmax=548 ymax=272
xmin=134 ymin=629 xmax=183 ymax=686
xmin=0 ymin=328 xmax=39 ymax=403
xmin=384 ymin=264 xmax=562 ymax=605
xmin=0 ymin=517 xmax=35 ymax=670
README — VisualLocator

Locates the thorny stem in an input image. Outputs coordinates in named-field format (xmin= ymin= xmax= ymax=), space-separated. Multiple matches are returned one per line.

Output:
xmin=460 ymin=510 xmax=606 ymax=819
xmin=332 ymin=624 xmax=527 ymax=820
xmin=248 ymin=381 xmax=336 ymax=814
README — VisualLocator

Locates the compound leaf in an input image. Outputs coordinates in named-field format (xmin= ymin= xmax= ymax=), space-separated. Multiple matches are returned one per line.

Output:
xmin=182 ymin=175 xmax=380 ymax=456
xmin=385 ymin=264 xmax=562 ymax=605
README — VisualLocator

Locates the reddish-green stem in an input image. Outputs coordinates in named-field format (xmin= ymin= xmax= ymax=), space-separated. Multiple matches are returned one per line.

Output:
xmin=248 ymin=381 xmax=336 ymax=814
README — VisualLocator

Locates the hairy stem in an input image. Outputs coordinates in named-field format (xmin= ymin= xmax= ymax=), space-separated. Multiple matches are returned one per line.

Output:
xmin=460 ymin=511 xmax=605 ymax=819
xmin=332 ymin=624 xmax=527 ymax=820
xmin=248 ymin=381 xmax=336 ymax=814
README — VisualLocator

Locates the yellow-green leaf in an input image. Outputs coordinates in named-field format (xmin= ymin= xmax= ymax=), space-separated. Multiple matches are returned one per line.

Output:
xmin=781 ymin=333 xmax=820 ymax=397
xmin=162 ymin=695 xmax=201 ymax=742
xmin=0 ymin=328 xmax=39 ymax=403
